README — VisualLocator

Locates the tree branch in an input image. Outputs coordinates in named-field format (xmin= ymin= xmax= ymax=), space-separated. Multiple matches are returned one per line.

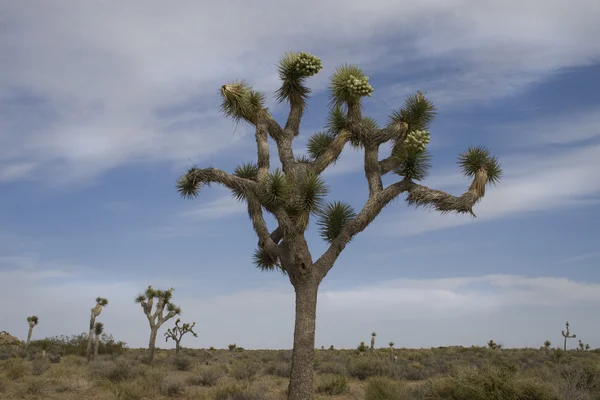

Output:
xmin=378 ymin=132 xmax=410 ymax=175
xmin=315 ymin=169 xmax=492 ymax=278
xmin=312 ymin=130 xmax=351 ymax=174
xmin=246 ymin=195 xmax=281 ymax=258
xmin=364 ymin=144 xmax=383 ymax=196
xmin=255 ymin=112 xmax=270 ymax=181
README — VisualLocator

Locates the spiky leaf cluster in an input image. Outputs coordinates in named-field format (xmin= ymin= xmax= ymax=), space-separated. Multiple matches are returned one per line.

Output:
xmin=329 ymin=64 xmax=373 ymax=106
xmin=27 ymin=316 xmax=39 ymax=325
xmin=253 ymin=247 xmax=285 ymax=274
xmin=325 ymin=105 xmax=347 ymax=134
xmin=294 ymin=171 xmax=328 ymax=214
xmin=177 ymin=167 xmax=203 ymax=199
xmin=404 ymin=130 xmax=430 ymax=152
xmin=94 ymin=322 xmax=104 ymax=336
xmin=307 ymin=132 xmax=335 ymax=159
xmin=458 ymin=146 xmax=503 ymax=185
xmin=219 ymin=81 xmax=265 ymax=123
xmin=95 ymin=297 xmax=109 ymax=306
xmin=317 ymin=201 xmax=357 ymax=243
xmin=392 ymin=146 xmax=432 ymax=181
xmin=275 ymin=52 xmax=322 ymax=107
xmin=258 ymin=169 xmax=291 ymax=207
xmin=231 ymin=162 xmax=258 ymax=201
xmin=390 ymin=92 xmax=437 ymax=133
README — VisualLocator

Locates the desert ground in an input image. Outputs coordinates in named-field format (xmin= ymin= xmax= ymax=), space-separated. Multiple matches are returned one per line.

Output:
xmin=1 ymin=335 xmax=599 ymax=400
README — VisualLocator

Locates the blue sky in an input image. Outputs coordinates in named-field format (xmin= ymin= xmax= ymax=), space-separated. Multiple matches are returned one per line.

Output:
xmin=1 ymin=1 xmax=600 ymax=350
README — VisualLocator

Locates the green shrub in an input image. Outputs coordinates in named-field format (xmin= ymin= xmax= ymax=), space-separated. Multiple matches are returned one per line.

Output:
xmin=172 ymin=354 xmax=193 ymax=371
xmin=4 ymin=357 xmax=29 ymax=380
xmin=230 ymin=361 xmax=261 ymax=380
xmin=186 ymin=365 xmax=224 ymax=386
xmin=315 ymin=373 xmax=349 ymax=395
xmin=160 ymin=378 xmax=186 ymax=397
xmin=348 ymin=357 xmax=388 ymax=380
xmin=212 ymin=383 xmax=266 ymax=400
xmin=31 ymin=358 xmax=50 ymax=375
xmin=264 ymin=361 xmax=291 ymax=377
xmin=364 ymin=377 xmax=405 ymax=400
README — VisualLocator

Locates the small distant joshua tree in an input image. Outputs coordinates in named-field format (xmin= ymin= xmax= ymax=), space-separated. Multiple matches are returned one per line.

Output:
xmin=176 ymin=50 xmax=502 ymax=399
xmin=329 ymin=345 xmax=334 ymax=351
xmin=93 ymin=322 xmax=104 ymax=358
xmin=370 ymin=332 xmax=376 ymax=354
xmin=357 ymin=341 xmax=368 ymax=354
xmin=228 ymin=343 xmax=237 ymax=351
xmin=388 ymin=342 xmax=394 ymax=359
xmin=86 ymin=297 xmax=108 ymax=362
xmin=25 ymin=316 xmax=39 ymax=351
xmin=164 ymin=318 xmax=198 ymax=354
xmin=561 ymin=321 xmax=576 ymax=351
xmin=487 ymin=339 xmax=503 ymax=350
xmin=543 ymin=340 xmax=552 ymax=351
xmin=135 ymin=286 xmax=181 ymax=363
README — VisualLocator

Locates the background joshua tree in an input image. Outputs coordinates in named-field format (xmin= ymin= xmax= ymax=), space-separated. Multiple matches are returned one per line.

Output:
xmin=228 ymin=343 xmax=237 ymax=351
xmin=93 ymin=322 xmax=104 ymax=358
xmin=86 ymin=297 xmax=108 ymax=362
xmin=543 ymin=340 xmax=552 ymax=351
xmin=25 ymin=316 xmax=39 ymax=351
xmin=135 ymin=285 xmax=181 ymax=363
xmin=388 ymin=341 xmax=394 ymax=360
xmin=176 ymin=51 xmax=502 ymax=400
xmin=562 ymin=321 xmax=576 ymax=351
xmin=164 ymin=318 xmax=198 ymax=353
xmin=370 ymin=332 xmax=376 ymax=354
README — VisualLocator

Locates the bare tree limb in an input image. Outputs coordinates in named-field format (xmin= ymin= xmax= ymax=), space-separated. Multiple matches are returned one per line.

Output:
xmin=364 ymin=144 xmax=383 ymax=196
xmin=312 ymin=130 xmax=352 ymax=174
xmin=315 ymin=170 xmax=491 ymax=278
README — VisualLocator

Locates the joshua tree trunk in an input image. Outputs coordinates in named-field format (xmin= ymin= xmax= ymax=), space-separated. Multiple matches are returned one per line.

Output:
xmin=94 ymin=335 xmax=99 ymax=357
xmin=26 ymin=326 xmax=34 ymax=350
xmin=175 ymin=340 xmax=181 ymax=354
xmin=148 ymin=326 xmax=159 ymax=363
xmin=86 ymin=321 xmax=96 ymax=362
xmin=287 ymin=276 xmax=319 ymax=400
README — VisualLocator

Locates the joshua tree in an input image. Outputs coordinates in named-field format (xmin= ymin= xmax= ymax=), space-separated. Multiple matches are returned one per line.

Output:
xmin=388 ymin=341 xmax=394 ymax=359
xmin=561 ymin=321 xmax=576 ymax=351
xmin=86 ymin=297 xmax=108 ymax=362
xmin=357 ymin=341 xmax=368 ymax=354
xmin=93 ymin=322 xmax=104 ymax=359
xmin=164 ymin=318 xmax=198 ymax=353
xmin=543 ymin=340 xmax=552 ymax=350
xmin=585 ymin=343 xmax=590 ymax=351
xmin=135 ymin=286 xmax=181 ymax=363
xmin=25 ymin=316 xmax=39 ymax=351
xmin=228 ymin=343 xmax=237 ymax=351
xmin=176 ymin=51 xmax=502 ymax=399
xmin=370 ymin=332 xmax=376 ymax=354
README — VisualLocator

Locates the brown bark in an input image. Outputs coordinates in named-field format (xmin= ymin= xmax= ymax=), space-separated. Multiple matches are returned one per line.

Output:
xmin=25 ymin=327 xmax=33 ymax=350
xmin=94 ymin=334 xmax=100 ymax=357
xmin=86 ymin=322 xmax=95 ymax=362
xmin=148 ymin=326 xmax=158 ymax=363
xmin=287 ymin=275 xmax=319 ymax=400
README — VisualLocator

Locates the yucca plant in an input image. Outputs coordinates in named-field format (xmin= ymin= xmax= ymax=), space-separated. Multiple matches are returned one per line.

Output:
xmin=135 ymin=285 xmax=181 ymax=363
xmin=93 ymin=322 xmax=104 ymax=357
xmin=176 ymin=51 xmax=502 ymax=400
xmin=164 ymin=319 xmax=198 ymax=353
xmin=561 ymin=321 xmax=576 ymax=351
xmin=25 ymin=316 xmax=39 ymax=351
xmin=86 ymin=297 xmax=108 ymax=362
xmin=543 ymin=340 xmax=551 ymax=351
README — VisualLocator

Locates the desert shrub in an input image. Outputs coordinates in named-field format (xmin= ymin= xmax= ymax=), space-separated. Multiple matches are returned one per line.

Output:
xmin=171 ymin=353 xmax=193 ymax=371
xmin=348 ymin=357 xmax=388 ymax=380
xmin=314 ymin=373 xmax=349 ymax=395
xmin=31 ymin=358 xmax=50 ymax=375
xmin=424 ymin=364 xmax=561 ymax=400
xmin=316 ymin=360 xmax=348 ymax=376
xmin=0 ymin=346 xmax=18 ymax=360
xmin=160 ymin=378 xmax=186 ymax=397
xmin=212 ymin=383 xmax=266 ymax=400
xmin=264 ymin=361 xmax=291 ymax=377
xmin=103 ymin=380 xmax=147 ymax=400
xmin=364 ymin=377 xmax=405 ymax=400
xmin=89 ymin=359 xmax=139 ymax=382
xmin=4 ymin=357 xmax=29 ymax=380
xmin=187 ymin=365 xmax=224 ymax=386
xmin=230 ymin=361 xmax=261 ymax=380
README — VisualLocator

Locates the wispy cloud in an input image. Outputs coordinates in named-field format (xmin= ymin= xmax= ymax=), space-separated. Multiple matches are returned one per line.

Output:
xmin=179 ymin=195 xmax=245 ymax=220
xmin=1 ymin=266 xmax=599 ymax=349
xmin=1 ymin=0 xmax=599 ymax=184
xmin=557 ymin=252 xmax=600 ymax=265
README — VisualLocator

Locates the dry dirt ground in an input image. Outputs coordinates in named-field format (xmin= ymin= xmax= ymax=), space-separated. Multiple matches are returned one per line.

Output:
xmin=1 ymin=346 xmax=599 ymax=399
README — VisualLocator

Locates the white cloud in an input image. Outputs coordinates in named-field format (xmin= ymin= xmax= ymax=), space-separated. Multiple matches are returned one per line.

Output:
xmin=1 ymin=262 xmax=599 ymax=349
xmin=179 ymin=195 xmax=246 ymax=220
xmin=1 ymin=0 xmax=598 ymax=184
